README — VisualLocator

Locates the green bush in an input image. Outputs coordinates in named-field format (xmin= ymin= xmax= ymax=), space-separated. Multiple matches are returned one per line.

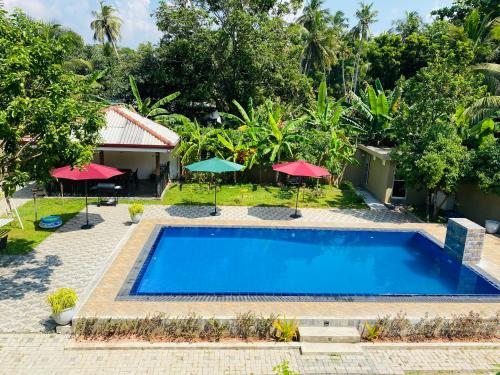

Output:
xmin=46 ymin=288 xmax=78 ymax=315
xmin=273 ymin=317 xmax=298 ymax=342
xmin=202 ymin=318 xmax=229 ymax=341
xmin=365 ymin=311 xmax=500 ymax=342
xmin=128 ymin=204 xmax=144 ymax=216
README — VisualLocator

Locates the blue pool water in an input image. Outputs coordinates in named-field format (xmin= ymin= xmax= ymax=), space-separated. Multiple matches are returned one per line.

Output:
xmin=130 ymin=226 xmax=500 ymax=296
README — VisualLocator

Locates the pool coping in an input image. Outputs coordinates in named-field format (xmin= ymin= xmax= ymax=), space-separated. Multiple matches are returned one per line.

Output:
xmin=116 ymin=223 xmax=500 ymax=303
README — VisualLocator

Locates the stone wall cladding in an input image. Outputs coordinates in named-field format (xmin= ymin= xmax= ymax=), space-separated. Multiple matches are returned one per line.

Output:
xmin=444 ymin=218 xmax=485 ymax=263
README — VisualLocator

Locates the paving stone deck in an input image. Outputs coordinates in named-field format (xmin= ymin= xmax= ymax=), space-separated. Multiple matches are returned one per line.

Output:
xmin=0 ymin=334 xmax=499 ymax=375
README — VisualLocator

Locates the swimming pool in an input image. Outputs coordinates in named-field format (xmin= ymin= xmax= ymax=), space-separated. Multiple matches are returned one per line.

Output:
xmin=126 ymin=226 xmax=500 ymax=299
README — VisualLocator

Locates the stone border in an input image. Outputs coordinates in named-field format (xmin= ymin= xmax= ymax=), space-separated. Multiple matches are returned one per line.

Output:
xmin=115 ymin=224 xmax=500 ymax=303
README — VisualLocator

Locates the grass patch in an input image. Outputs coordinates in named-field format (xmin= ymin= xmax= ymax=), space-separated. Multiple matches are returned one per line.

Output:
xmin=2 ymin=198 xmax=86 ymax=255
xmin=127 ymin=183 xmax=366 ymax=209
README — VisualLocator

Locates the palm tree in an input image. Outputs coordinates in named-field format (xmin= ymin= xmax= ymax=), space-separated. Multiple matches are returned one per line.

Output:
xmin=90 ymin=0 xmax=122 ymax=57
xmin=391 ymin=11 xmax=423 ymax=41
xmin=298 ymin=0 xmax=338 ymax=76
xmin=129 ymin=75 xmax=187 ymax=126
xmin=463 ymin=63 xmax=500 ymax=126
xmin=451 ymin=9 xmax=500 ymax=55
xmin=351 ymin=2 xmax=378 ymax=95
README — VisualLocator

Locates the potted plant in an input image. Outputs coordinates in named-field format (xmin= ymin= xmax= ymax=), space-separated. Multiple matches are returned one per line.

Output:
xmin=129 ymin=203 xmax=144 ymax=224
xmin=46 ymin=288 xmax=78 ymax=326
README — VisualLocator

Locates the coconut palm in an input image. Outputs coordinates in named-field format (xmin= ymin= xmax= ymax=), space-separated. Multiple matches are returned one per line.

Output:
xmin=391 ymin=11 xmax=423 ymax=41
xmin=298 ymin=0 xmax=338 ymax=75
xmin=451 ymin=9 xmax=500 ymax=54
xmin=463 ymin=63 xmax=500 ymax=126
xmin=351 ymin=2 xmax=378 ymax=95
xmin=90 ymin=0 xmax=122 ymax=56
xmin=129 ymin=75 xmax=187 ymax=126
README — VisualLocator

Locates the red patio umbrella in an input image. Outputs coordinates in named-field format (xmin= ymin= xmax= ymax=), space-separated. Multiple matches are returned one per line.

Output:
xmin=272 ymin=160 xmax=330 ymax=218
xmin=51 ymin=163 xmax=123 ymax=229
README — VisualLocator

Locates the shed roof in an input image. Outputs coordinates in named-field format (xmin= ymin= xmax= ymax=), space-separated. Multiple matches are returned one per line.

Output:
xmin=359 ymin=144 xmax=393 ymax=161
xmin=99 ymin=106 xmax=180 ymax=150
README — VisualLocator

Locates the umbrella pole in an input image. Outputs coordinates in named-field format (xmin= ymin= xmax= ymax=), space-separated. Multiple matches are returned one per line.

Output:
xmin=210 ymin=175 xmax=220 ymax=216
xmin=291 ymin=178 xmax=301 ymax=219
xmin=82 ymin=180 xmax=92 ymax=229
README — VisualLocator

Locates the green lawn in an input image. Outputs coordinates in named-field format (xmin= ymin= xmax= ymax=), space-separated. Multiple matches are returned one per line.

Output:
xmin=152 ymin=183 xmax=366 ymax=209
xmin=2 ymin=198 xmax=86 ymax=255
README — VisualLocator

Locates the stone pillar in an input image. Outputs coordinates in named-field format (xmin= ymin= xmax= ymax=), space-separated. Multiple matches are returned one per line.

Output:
xmin=444 ymin=218 xmax=485 ymax=264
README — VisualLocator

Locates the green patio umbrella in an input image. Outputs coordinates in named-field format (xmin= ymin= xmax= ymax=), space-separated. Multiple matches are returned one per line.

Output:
xmin=185 ymin=157 xmax=244 ymax=216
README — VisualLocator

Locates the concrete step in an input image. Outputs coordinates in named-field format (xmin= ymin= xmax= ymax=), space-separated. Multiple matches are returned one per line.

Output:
xmin=300 ymin=343 xmax=364 ymax=355
xmin=299 ymin=326 xmax=361 ymax=343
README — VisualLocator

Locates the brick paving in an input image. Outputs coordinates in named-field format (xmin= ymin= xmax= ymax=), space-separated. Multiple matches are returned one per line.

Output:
xmin=0 ymin=204 xmax=133 ymax=332
xmin=0 ymin=334 xmax=499 ymax=375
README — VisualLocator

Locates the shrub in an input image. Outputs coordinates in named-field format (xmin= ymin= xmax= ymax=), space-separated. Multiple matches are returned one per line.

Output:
xmin=339 ymin=181 xmax=355 ymax=191
xmin=233 ymin=312 xmax=257 ymax=339
xmin=47 ymin=288 xmax=78 ymax=315
xmin=363 ymin=311 xmax=500 ymax=342
xmin=202 ymin=318 xmax=229 ymax=342
xmin=273 ymin=317 xmax=298 ymax=342
xmin=362 ymin=322 xmax=381 ymax=341
xmin=255 ymin=314 xmax=277 ymax=340
xmin=128 ymin=204 xmax=144 ymax=216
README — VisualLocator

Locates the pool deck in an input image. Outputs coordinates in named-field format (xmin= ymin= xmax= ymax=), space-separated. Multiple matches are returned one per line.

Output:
xmin=78 ymin=214 xmax=500 ymax=322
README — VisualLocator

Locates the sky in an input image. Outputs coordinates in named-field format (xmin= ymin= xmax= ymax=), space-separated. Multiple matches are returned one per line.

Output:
xmin=5 ymin=0 xmax=454 ymax=48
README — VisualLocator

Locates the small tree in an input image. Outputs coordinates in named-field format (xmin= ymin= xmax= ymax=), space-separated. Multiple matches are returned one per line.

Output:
xmin=391 ymin=54 xmax=484 ymax=220
xmin=0 ymin=12 xmax=104 ymax=201
xmin=394 ymin=130 xmax=469 ymax=220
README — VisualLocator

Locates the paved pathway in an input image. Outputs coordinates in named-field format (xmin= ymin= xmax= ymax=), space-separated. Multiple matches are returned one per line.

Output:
xmin=0 ymin=204 xmax=133 ymax=332
xmin=0 ymin=334 xmax=499 ymax=375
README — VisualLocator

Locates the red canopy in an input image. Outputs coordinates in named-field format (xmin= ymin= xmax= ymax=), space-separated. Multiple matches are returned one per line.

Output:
xmin=272 ymin=160 xmax=330 ymax=178
xmin=51 ymin=163 xmax=123 ymax=180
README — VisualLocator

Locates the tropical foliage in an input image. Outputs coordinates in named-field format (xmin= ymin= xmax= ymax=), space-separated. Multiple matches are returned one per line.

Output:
xmin=128 ymin=75 xmax=186 ymax=125
xmin=1 ymin=0 xmax=499 ymax=221
xmin=90 ymin=0 xmax=122 ymax=56
xmin=0 ymin=12 xmax=104 ymax=199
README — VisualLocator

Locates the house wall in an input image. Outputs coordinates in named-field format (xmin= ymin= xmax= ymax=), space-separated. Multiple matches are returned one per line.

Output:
xmin=365 ymin=157 xmax=396 ymax=203
xmin=93 ymin=150 xmax=179 ymax=180
xmin=343 ymin=150 xmax=366 ymax=186
xmin=454 ymin=183 xmax=500 ymax=224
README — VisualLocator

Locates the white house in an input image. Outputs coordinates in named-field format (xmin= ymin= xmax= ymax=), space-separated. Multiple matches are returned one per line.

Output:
xmin=91 ymin=106 xmax=181 ymax=197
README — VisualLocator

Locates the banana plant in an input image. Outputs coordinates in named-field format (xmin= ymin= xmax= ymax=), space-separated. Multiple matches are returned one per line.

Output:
xmin=129 ymin=75 xmax=187 ymax=126
xmin=175 ymin=119 xmax=219 ymax=171
xmin=350 ymin=78 xmax=402 ymax=145
xmin=220 ymin=98 xmax=261 ymax=129
xmin=307 ymin=81 xmax=362 ymax=132
xmin=216 ymin=130 xmax=250 ymax=183
xmin=260 ymin=100 xmax=307 ymax=182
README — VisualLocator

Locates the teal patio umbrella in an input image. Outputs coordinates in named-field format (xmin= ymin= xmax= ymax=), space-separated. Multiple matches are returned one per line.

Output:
xmin=185 ymin=157 xmax=244 ymax=216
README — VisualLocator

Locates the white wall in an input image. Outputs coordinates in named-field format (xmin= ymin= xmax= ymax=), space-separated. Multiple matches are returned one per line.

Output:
xmin=93 ymin=150 xmax=179 ymax=180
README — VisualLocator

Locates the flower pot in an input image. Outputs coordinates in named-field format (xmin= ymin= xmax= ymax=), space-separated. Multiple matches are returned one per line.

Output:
xmin=131 ymin=213 xmax=143 ymax=224
xmin=485 ymin=220 xmax=500 ymax=234
xmin=52 ymin=307 xmax=75 ymax=326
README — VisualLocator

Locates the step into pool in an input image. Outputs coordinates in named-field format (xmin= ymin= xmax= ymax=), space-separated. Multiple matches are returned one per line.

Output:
xmin=127 ymin=226 xmax=500 ymax=299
